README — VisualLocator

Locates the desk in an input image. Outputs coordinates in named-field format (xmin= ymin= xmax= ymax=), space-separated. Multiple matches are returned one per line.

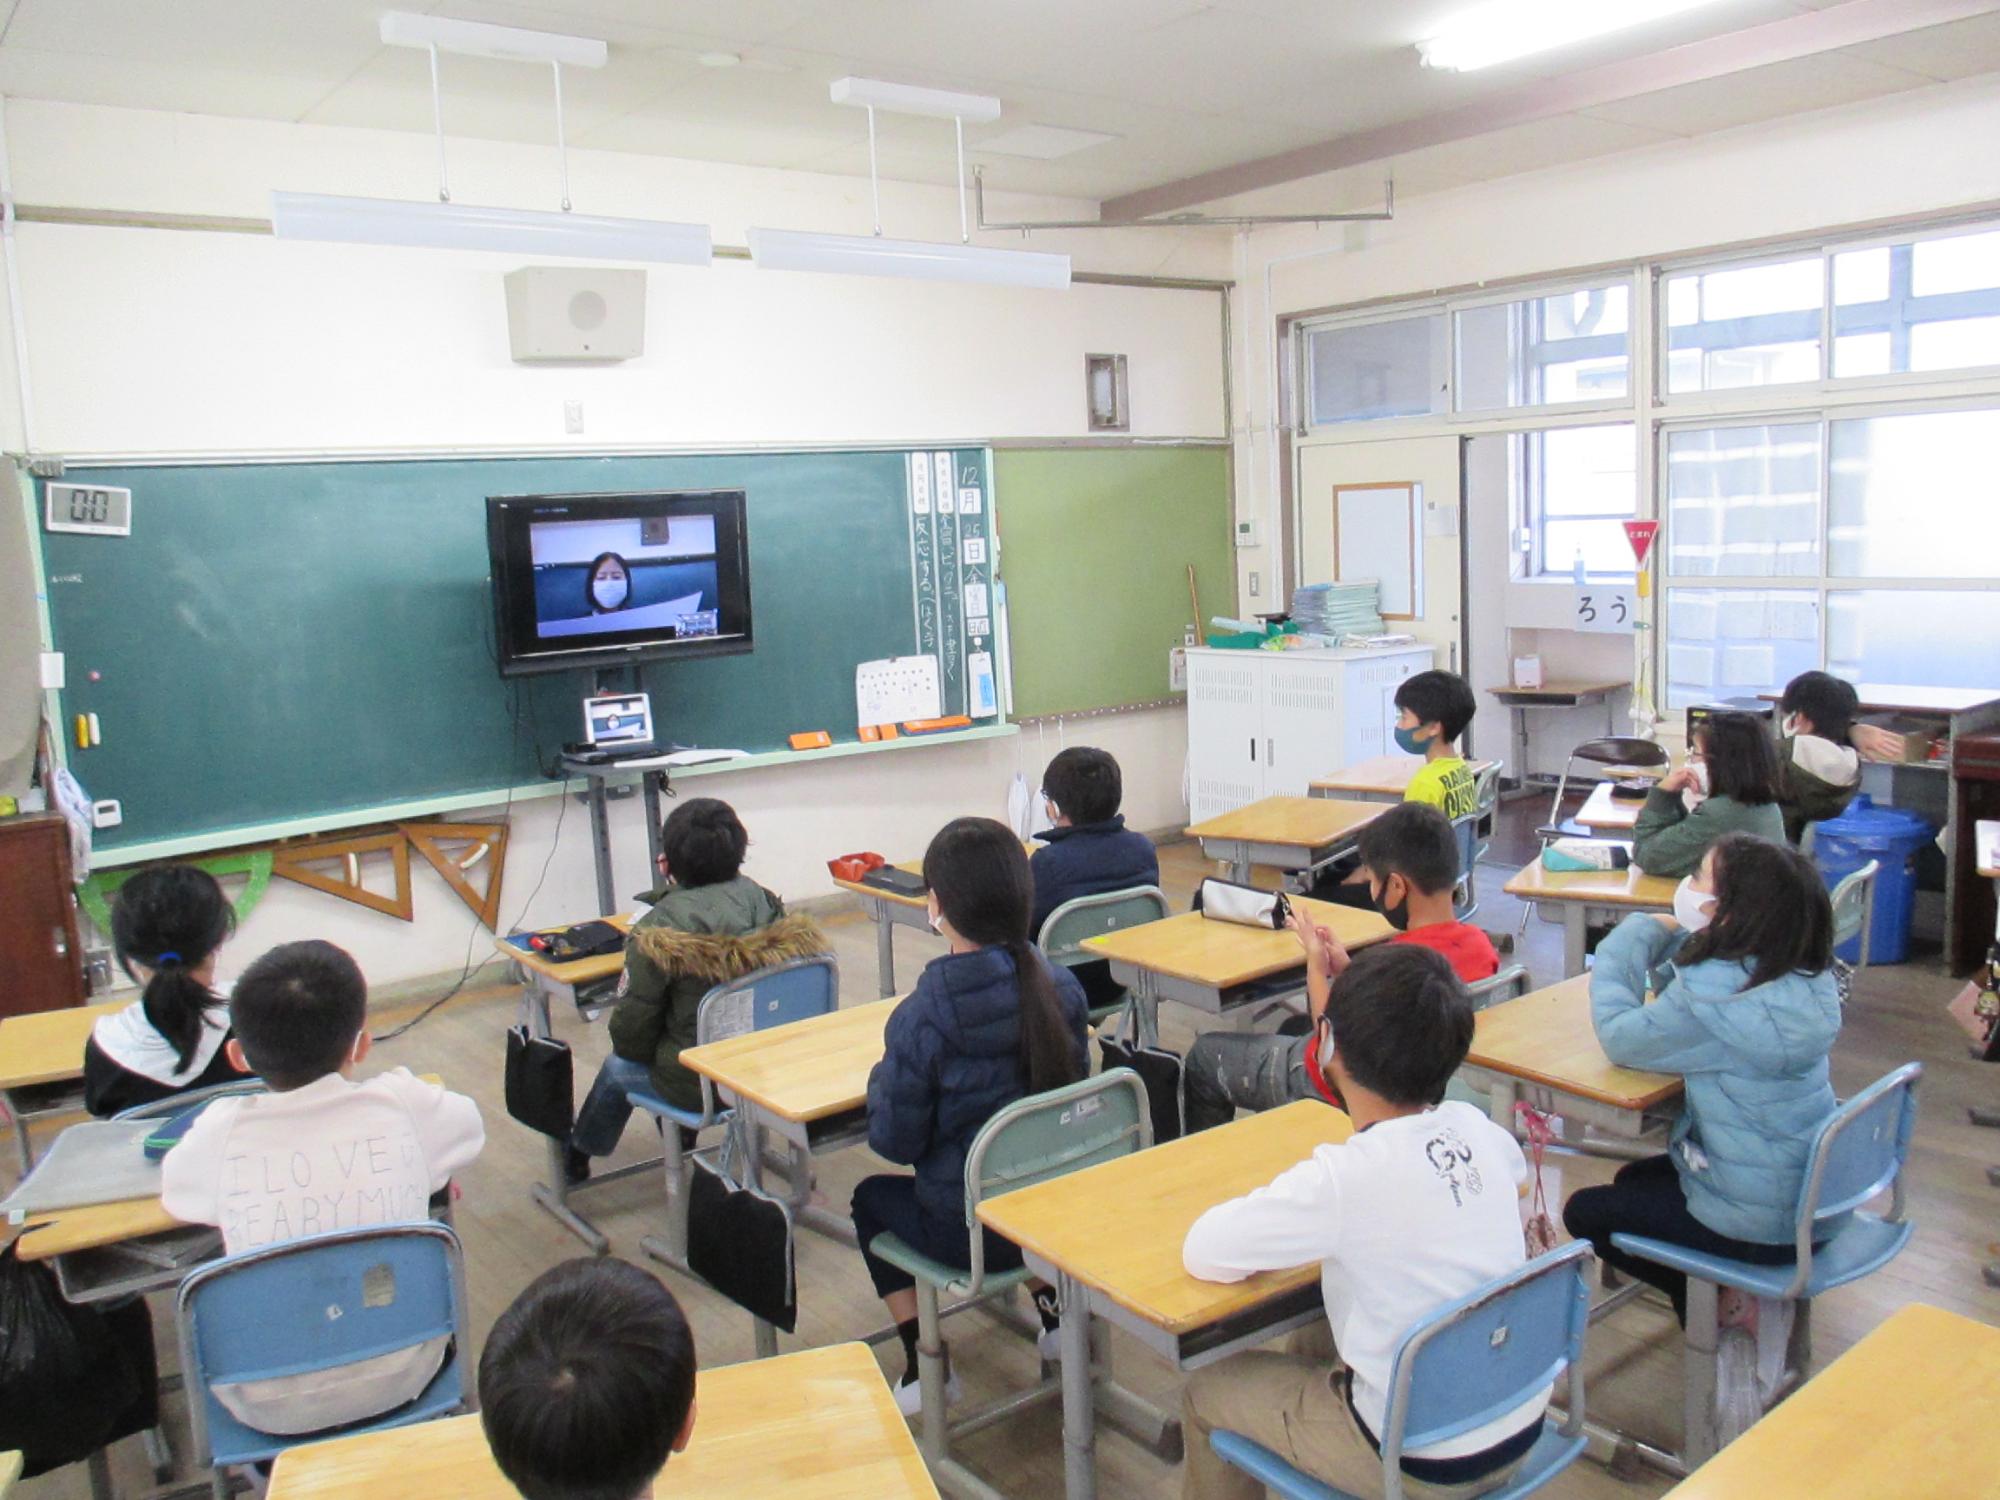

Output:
xmin=268 ymin=1341 xmax=938 ymax=1500
xmin=0 ymin=999 xmax=121 ymax=1172
xmin=980 ymin=1100 xmax=1353 ymax=1500
xmin=1460 ymin=975 xmax=1681 ymax=1144
xmin=1307 ymin=755 xmax=1498 ymax=803
xmin=1489 ymin=680 xmax=1629 ymax=798
xmin=1662 ymin=1304 xmax=2000 ymax=1499
xmin=1575 ymin=780 xmax=1646 ymax=834
xmin=1503 ymin=858 xmax=1678 ymax=976
xmin=1083 ymin=899 xmax=1393 ymax=1046
xmin=495 ymin=914 xmax=640 ymax=1253
xmin=831 ymin=859 xmax=930 ymax=998
xmin=1186 ymin=796 xmax=1389 ymax=884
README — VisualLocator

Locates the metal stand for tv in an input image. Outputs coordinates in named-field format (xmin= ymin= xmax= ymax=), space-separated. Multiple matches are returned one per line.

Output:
xmin=559 ymin=754 xmax=671 ymax=914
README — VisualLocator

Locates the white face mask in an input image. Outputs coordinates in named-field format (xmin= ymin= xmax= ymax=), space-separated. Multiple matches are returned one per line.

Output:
xmin=1680 ymin=758 xmax=1710 ymax=814
xmin=1781 ymin=714 xmax=1803 ymax=738
xmin=927 ymin=901 xmax=945 ymax=936
xmin=1673 ymin=875 xmax=1716 ymax=932
xmin=592 ymin=576 xmax=629 ymax=609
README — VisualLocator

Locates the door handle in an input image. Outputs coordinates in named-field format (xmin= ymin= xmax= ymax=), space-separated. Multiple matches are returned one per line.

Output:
xmin=1249 ymin=737 xmax=1257 ymax=763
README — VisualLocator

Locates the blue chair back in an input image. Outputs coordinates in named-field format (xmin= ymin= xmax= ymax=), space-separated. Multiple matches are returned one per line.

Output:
xmin=696 ymin=952 xmax=839 ymax=1044
xmin=1795 ymin=1061 xmax=1920 ymax=1255
xmin=176 ymin=1222 xmax=470 ymax=1465
xmin=1386 ymin=1242 xmax=1592 ymax=1470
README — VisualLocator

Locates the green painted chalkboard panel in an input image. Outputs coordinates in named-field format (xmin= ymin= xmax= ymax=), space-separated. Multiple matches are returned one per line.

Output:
xmin=994 ymin=447 xmax=1232 ymax=718
xmin=42 ymin=449 xmax=991 ymax=852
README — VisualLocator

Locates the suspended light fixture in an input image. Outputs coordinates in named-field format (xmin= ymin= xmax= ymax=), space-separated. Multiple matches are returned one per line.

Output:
xmin=747 ymin=77 xmax=1070 ymax=290
xmin=271 ymin=13 xmax=712 ymax=266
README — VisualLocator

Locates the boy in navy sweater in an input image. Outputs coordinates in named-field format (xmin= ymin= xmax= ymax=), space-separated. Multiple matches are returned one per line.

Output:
xmin=1029 ymin=747 xmax=1161 ymax=1011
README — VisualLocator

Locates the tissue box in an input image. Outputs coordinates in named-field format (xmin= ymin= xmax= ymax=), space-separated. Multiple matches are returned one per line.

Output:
xmin=1512 ymin=656 xmax=1544 ymax=689
xmin=1861 ymin=716 xmax=1940 ymax=764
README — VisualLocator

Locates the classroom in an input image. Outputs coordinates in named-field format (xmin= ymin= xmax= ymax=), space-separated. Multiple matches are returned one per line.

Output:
xmin=2 ymin=2 xmax=1999 ymax=1497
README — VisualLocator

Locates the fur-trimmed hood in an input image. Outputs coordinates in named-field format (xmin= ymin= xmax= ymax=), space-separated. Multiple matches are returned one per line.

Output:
xmin=631 ymin=911 xmax=827 ymax=982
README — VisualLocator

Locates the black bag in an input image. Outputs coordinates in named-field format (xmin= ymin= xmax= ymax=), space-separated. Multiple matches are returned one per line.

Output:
xmin=860 ymin=865 xmax=927 ymax=896
xmin=0 ymin=1242 xmax=157 ymax=1477
xmin=504 ymin=1025 xmax=575 ymax=1139
xmin=544 ymin=920 xmax=626 ymax=961
xmin=1096 ymin=1000 xmax=1184 ymax=1145
xmin=685 ymin=1129 xmax=797 ymax=1333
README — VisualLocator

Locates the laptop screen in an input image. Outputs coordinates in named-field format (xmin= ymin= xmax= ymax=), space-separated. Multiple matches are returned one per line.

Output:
xmin=583 ymin=692 xmax=654 ymax=746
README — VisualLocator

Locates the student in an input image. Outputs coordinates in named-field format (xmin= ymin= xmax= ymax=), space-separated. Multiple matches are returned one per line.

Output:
xmin=1563 ymin=834 xmax=1840 ymax=1324
xmin=1774 ymin=670 xmax=1863 ymax=844
xmin=85 ymin=864 xmax=255 ymax=1117
xmin=479 ymin=1258 xmax=697 ymax=1500
xmin=853 ymin=817 xmax=1088 ymax=1413
xmin=1633 ymin=712 xmax=1784 ymax=878
xmin=1393 ymin=668 xmax=1480 ymax=820
xmin=1028 ymin=746 xmax=1160 ymax=1010
xmin=1179 ymin=944 xmax=1544 ymax=1500
xmin=568 ymin=798 xmax=823 ymax=1182
xmin=160 ymin=939 xmax=485 ymax=1435
xmin=1183 ymin=802 xmax=1500 ymax=1132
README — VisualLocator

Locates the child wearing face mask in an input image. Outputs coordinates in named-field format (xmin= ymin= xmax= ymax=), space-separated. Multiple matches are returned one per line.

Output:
xmin=1562 ymin=833 xmax=1841 ymax=1326
xmin=1633 ymin=712 xmax=1785 ymax=877
xmin=1183 ymin=802 xmax=1498 ymax=1132
xmin=1773 ymin=670 xmax=1867 ymax=844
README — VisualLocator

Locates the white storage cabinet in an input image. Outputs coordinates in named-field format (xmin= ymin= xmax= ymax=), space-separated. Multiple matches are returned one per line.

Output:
xmin=1185 ymin=645 xmax=1435 ymax=822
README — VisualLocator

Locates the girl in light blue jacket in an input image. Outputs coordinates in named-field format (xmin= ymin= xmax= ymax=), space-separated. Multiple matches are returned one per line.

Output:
xmin=1563 ymin=833 xmax=1841 ymax=1323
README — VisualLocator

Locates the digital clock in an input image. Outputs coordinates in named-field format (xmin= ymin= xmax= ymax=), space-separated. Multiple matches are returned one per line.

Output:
xmin=45 ymin=482 xmax=133 ymax=537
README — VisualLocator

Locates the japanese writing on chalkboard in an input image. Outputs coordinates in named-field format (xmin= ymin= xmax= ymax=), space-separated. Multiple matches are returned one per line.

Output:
xmin=908 ymin=449 xmax=995 ymax=718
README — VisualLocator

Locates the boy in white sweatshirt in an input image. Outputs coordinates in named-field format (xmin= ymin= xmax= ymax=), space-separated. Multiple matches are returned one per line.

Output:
xmin=1179 ymin=944 xmax=1546 ymax=1499
xmin=162 ymin=939 xmax=485 ymax=1435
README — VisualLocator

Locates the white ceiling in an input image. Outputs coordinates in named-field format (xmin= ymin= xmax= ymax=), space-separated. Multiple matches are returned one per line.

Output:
xmin=3 ymin=0 xmax=1999 ymax=209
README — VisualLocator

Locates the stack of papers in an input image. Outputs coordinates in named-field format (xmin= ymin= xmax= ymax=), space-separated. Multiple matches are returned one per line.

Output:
xmin=1290 ymin=580 xmax=1384 ymax=641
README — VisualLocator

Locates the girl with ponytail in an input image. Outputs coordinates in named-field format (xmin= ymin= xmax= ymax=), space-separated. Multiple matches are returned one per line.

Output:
xmin=854 ymin=817 xmax=1088 ymax=1411
xmin=84 ymin=865 xmax=254 ymax=1116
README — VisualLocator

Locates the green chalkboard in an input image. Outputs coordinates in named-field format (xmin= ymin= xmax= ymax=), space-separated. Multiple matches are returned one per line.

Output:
xmin=995 ymin=447 xmax=1233 ymax=718
xmin=42 ymin=449 xmax=992 ymax=852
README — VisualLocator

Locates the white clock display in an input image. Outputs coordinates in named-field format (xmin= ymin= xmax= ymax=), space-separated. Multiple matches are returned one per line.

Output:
xmin=45 ymin=482 xmax=133 ymax=537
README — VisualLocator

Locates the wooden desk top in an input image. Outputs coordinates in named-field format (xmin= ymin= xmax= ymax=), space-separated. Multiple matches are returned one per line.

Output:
xmin=1663 ymin=1304 xmax=2000 ymax=1500
xmin=1083 ymin=898 xmax=1394 ymax=989
xmin=1466 ymin=975 xmax=1682 ymax=1112
xmin=496 ymin=912 xmax=635 ymax=985
xmin=1309 ymin=755 xmax=1498 ymax=796
xmin=1502 ymin=858 xmax=1678 ymax=908
xmin=681 ymin=999 xmax=899 ymax=1124
xmin=1761 ymin=684 xmax=2000 ymax=717
xmin=268 ymin=1342 xmax=938 ymax=1500
xmin=831 ymin=858 xmax=927 ymax=912
xmin=978 ymin=1100 xmax=1352 ymax=1335
xmin=1489 ymin=679 xmax=1628 ymax=704
xmin=1576 ymin=781 xmax=1645 ymax=832
xmin=1186 ymin=796 xmax=1388 ymax=851
xmin=0 ymin=1000 xmax=123 ymax=1090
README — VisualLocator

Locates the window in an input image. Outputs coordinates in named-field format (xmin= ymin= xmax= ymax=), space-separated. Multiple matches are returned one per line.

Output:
xmin=1665 ymin=588 xmax=1820 ymax=710
xmin=1531 ymin=424 xmax=1637 ymax=576
xmin=1456 ymin=282 xmax=1630 ymax=411
xmin=1828 ymin=589 xmax=2000 ymax=686
xmin=1665 ymin=423 xmax=1820 ymax=577
xmin=1664 ymin=256 xmax=1822 ymax=394
xmin=1305 ymin=312 xmax=1448 ymax=426
xmin=1833 ymin=229 xmax=2000 ymax=378
xmin=1827 ymin=408 xmax=2000 ymax=577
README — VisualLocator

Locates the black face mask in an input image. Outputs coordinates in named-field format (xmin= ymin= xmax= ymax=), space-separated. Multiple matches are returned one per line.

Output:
xmin=1372 ymin=877 xmax=1411 ymax=932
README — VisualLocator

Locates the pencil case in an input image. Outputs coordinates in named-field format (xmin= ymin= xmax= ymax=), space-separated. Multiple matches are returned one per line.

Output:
xmin=1198 ymin=878 xmax=1293 ymax=929
xmin=1542 ymin=839 xmax=1632 ymax=873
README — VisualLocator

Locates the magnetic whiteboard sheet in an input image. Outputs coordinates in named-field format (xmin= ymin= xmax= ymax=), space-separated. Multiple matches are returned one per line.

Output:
xmin=1334 ymin=482 xmax=1421 ymax=619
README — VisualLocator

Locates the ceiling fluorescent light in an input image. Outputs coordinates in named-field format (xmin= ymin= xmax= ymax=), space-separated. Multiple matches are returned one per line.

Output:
xmin=977 ymin=124 xmax=1122 ymax=161
xmin=830 ymin=77 xmax=1001 ymax=123
xmin=378 ymin=12 xmax=607 ymax=68
xmin=1418 ymin=0 xmax=1732 ymax=71
xmin=271 ymin=193 xmax=712 ymax=265
xmin=747 ymin=228 xmax=1069 ymax=289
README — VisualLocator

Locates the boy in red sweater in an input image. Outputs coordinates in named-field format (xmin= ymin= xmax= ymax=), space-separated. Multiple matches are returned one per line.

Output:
xmin=1183 ymin=801 xmax=1497 ymax=1130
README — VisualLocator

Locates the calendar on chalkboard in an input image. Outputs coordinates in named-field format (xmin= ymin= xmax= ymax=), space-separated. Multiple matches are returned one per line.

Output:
xmin=856 ymin=655 xmax=943 ymax=727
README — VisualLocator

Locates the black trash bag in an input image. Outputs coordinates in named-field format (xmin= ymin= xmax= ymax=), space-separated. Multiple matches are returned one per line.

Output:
xmin=0 ymin=1241 xmax=157 ymax=1477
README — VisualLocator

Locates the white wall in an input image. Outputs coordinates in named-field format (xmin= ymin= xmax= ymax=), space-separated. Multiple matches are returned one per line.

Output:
xmin=0 ymin=98 xmax=1229 ymax=984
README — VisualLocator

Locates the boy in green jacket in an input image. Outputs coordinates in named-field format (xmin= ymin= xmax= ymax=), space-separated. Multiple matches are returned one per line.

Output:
xmin=1633 ymin=713 xmax=1785 ymax=878
xmin=567 ymin=798 xmax=824 ymax=1181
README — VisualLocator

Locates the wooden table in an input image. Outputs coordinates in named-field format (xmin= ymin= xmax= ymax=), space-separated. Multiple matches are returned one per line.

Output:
xmin=980 ymin=1100 xmax=1354 ymax=1500
xmin=1307 ymin=755 xmax=1498 ymax=803
xmin=1575 ymin=780 xmax=1646 ymax=833
xmin=1460 ymin=975 xmax=1682 ymax=1143
xmin=1489 ymin=679 xmax=1630 ymax=800
xmin=495 ymin=912 xmax=638 ymax=1254
xmin=1186 ymin=796 xmax=1389 ymax=884
xmin=1083 ymin=898 xmax=1393 ymax=1045
xmin=831 ymin=858 xmax=930 ymax=998
xmin=268 ymin=1341 xmax=940 ymax=1499
xmin=0 ymin=998 xmax=121 ymax=1172
xmin=1662 ymin=1304 xmax=2000 ymax=1499
xmin=1503 ymin=857 xmax=1679 ymax=976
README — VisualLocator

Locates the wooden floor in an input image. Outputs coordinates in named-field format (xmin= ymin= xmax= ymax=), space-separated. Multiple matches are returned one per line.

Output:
xmin=13 ymin=802 xmax=2000 ymax=1498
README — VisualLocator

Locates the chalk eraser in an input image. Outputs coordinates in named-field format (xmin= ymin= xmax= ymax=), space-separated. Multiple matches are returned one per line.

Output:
xmin=789 ymin=730 xmax=832 ymax=751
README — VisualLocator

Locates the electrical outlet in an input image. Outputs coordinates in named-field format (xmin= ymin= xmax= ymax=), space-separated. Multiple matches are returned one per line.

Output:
xmin=564 ymin=400 xmax=584 ymax=434
xmin=1248 ymin=570 xmax=1261 ymax=597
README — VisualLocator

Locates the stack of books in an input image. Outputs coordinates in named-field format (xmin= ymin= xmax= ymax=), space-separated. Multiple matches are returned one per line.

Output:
xmin=1290 ymin=580 xmax=1384 ymax=642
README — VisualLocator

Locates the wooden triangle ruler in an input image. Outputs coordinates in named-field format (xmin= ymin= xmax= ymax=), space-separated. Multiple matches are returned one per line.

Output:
xmin=271 ymin=830 xmax=414 ymax=921
xmin=401 ymin=821 xmax=511 ymax=931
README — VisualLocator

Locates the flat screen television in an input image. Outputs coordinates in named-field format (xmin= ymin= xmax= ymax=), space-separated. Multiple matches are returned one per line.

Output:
xmin=487 ymin=489 xmax=753 ymax=677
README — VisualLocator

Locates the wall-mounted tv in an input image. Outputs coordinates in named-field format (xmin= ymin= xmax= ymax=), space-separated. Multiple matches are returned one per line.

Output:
xmin=487 ymin=489 xmax=753 ymax=677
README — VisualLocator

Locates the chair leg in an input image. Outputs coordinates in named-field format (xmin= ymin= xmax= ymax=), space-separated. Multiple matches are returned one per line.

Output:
xmin=1682 ymin=1279 xmax=1722 ymax=1469
xmin=638 ymin=1123 xmax=691 ymax=1274
xmin=915 ymin=1281 xmax=950 ymax=1467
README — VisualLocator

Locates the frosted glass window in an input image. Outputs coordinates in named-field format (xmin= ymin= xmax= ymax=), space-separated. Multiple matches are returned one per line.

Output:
xmin=1665 ymin=589 xmax=1820 ymax=711
xmin=1665 ymin=424 xmax=1820 ymax=578
xmin=1306 ymin=313 xmax=1449 ymax=425
xmin=1827 ymin=589 xmax=2000 ymax=686
xmin=1665 ymin=256 xmax=1822 ymax=393
xmin=1456 ymin=283 xmax=1630 ymax=411
xmin=1827 ymin=408 xmax=2000 ymax=578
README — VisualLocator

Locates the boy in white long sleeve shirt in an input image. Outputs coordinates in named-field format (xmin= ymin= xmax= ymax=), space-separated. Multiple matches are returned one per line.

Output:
xmin=1179 ymin=945 xmax=1546 ymax=1499
xmin=162 ymin=939 xmax=485 ymax=1435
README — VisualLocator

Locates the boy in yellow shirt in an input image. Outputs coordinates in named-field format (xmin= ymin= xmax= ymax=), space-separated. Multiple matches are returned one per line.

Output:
xmin=1395 ymin=669 xmax=1478 ymax=819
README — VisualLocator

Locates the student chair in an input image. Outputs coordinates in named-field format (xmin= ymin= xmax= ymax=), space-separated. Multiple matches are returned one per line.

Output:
xmin=1536 ymin=736 xmax=1670 ymax=843
xmin=1608 ymin=1061 xmax=1921 ymax=1472
xmin=1036 ymin=885 xmax=1171 ymax=1024
xmin=175 ymin=1222 xmax=473 ymax=1500
xmin=111 ymin=1078 xmax=269 ymax=1120
xmin=867 ymin=1069 xmax=1152 ymax=1500
xmin=1452 ymin=763 xmax=1504 ymax=922
xmin=1827 ymin=858 xmax=1880 ymax=974
xmin=1210 ymin=1241 xmax=1595 ymax=1500
xmin=629 ymin=952 xmax=839 ymax=1275
xmin=1464 ymin=964 xmax=1533 ymax=1012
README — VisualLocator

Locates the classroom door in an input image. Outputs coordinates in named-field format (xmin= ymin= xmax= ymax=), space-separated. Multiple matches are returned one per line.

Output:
xmin=1296 ymin=435 xmax=1464 ymax=674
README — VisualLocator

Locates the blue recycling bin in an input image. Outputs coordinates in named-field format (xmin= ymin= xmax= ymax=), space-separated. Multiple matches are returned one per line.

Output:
xmin=1812 ymin=795 xmax=1936 ymax=965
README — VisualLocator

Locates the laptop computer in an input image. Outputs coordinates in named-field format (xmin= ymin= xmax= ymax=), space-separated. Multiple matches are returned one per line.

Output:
xmin=578 ymin=691 xmax=658 ymax=760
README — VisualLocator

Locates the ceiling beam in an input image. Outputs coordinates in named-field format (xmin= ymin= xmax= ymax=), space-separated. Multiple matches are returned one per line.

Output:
xmin=1101 ymin=0 xmax=2000 ymax=221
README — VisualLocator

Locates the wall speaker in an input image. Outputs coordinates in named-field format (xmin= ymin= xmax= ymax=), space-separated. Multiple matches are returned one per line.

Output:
xmin=503 ymin=266 xmax=646 ymax=362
